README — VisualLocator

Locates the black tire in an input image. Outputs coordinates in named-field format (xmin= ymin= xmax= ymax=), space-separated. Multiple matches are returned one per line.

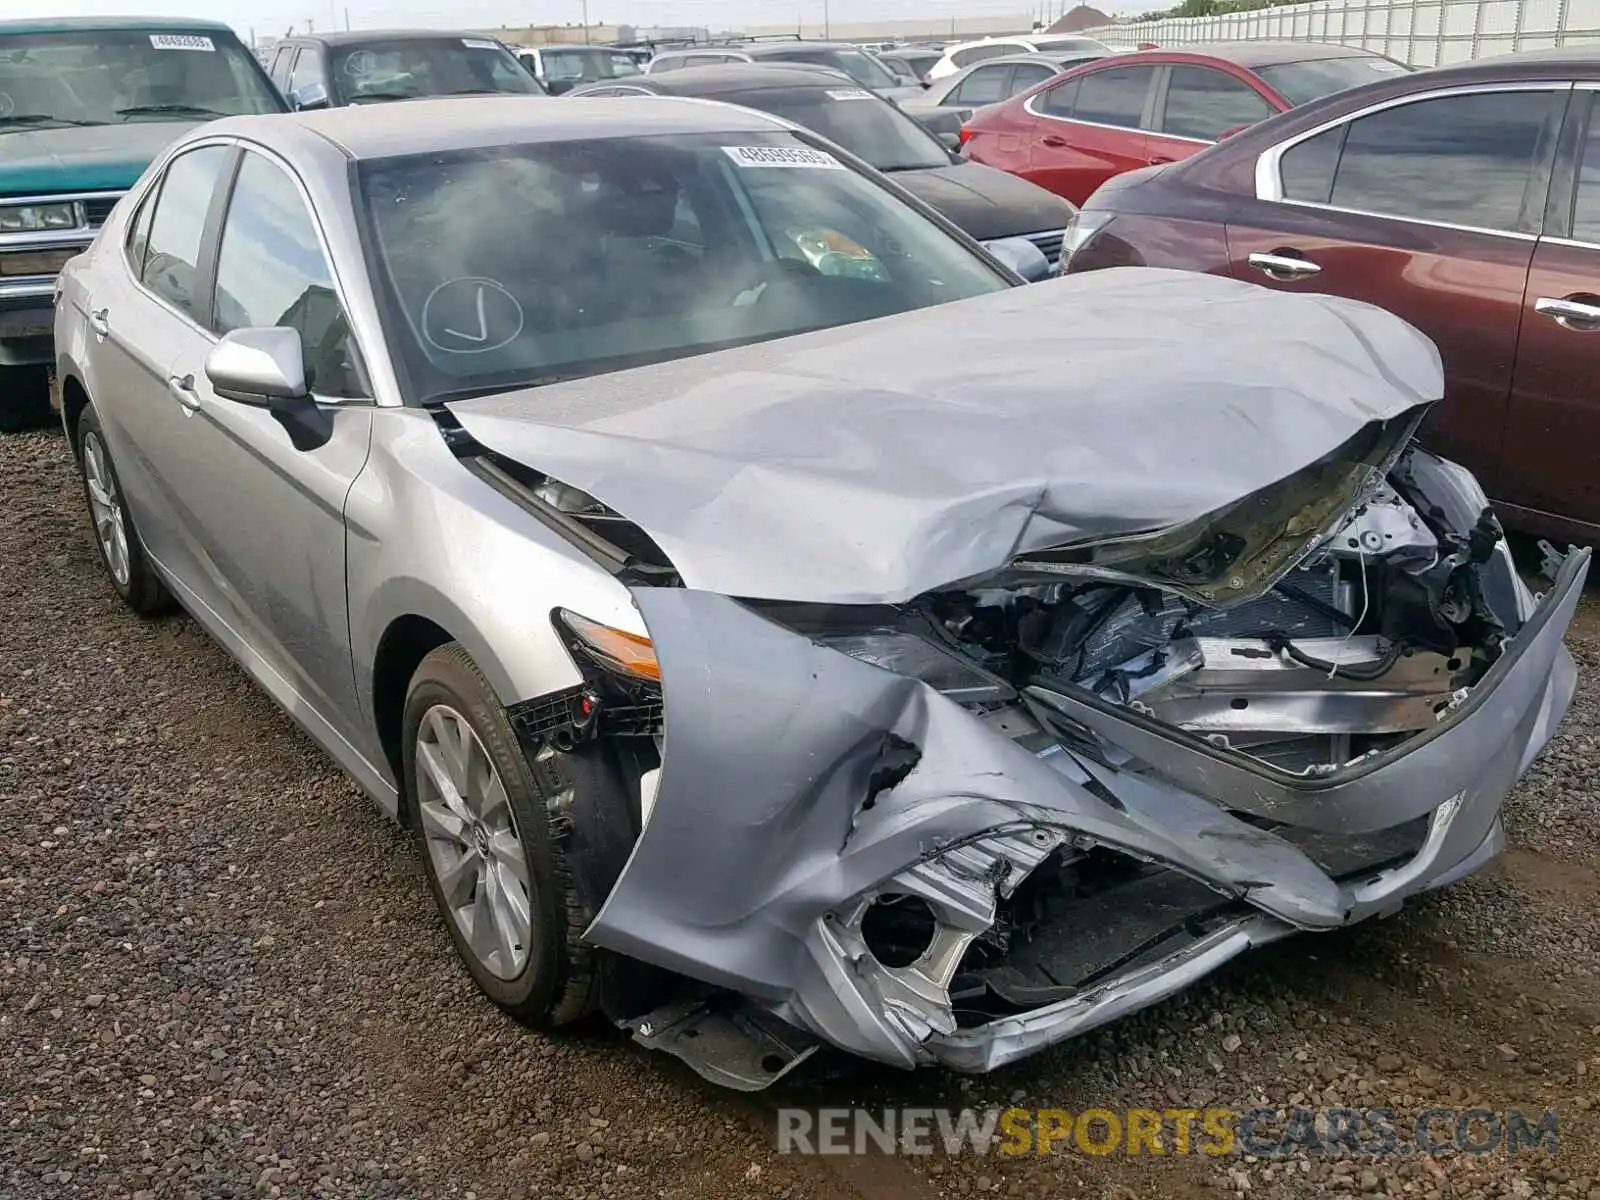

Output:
xmin=402 ymin=643 xmax=596 ymax=1025
xmin=75 ymin=404 xmax=173 ymax=616
xmin=0 ymin=365 xmax=53 ymax=433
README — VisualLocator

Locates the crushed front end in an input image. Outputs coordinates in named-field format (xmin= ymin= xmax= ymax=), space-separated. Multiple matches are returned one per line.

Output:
xmin=584 ymin=433 xmax=1586 ymax=1087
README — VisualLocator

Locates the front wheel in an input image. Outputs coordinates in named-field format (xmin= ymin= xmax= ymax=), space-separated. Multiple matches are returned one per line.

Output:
xmin=402 ymin=644 xmax=596 ymax=1025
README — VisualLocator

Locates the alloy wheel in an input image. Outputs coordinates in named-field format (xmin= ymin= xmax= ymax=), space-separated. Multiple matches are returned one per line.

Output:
xmin=415 ymin=704 xmax=534 ymax=980
xmin=82 ymin=430 xmax=130 ymax=587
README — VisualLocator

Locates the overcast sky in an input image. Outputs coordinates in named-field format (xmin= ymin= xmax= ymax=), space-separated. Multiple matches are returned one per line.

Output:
xmin=16 ymin=0 xmax=1095 ymax=38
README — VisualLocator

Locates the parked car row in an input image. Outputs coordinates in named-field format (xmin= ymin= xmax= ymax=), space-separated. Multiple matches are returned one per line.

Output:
xmin=7 ymin=15 xmax=1593 ymax=1096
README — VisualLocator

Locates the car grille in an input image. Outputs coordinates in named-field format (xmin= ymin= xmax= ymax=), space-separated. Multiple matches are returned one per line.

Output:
xmin=1024 ymin=229 xmax=1064 ymax=266
xmin=83 ymin=194 xmax=126 ymax=228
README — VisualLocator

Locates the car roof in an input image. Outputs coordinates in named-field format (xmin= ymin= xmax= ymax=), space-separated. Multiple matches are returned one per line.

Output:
xmin=1411 ymin=43 xmax=1600 ymax=78
xmin=971 ymin=52 xmax=1095 ymax=68
xmin=1114 ymin=40 xmax=1385 ymax=66
xmin=292 ymin=29 xmax=508 ymax=47
xmin=209 ymin=94 xmax=786 ymax=159
xmin=0 ymin=15 xmax=235 ymax=36
xmin=608 ymin=63 xmax=852 ymax=94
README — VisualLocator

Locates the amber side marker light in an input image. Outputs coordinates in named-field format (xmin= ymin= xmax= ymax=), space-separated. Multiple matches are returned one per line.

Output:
xmin=559 ymin=610 xmax=661 ymax=681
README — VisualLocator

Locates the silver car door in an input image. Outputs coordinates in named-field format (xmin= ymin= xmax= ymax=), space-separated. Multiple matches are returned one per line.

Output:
xmin=156 ymin=145 xmax=376 ymax=747
xmin=92 ymin=142 xmax=237 ymax=595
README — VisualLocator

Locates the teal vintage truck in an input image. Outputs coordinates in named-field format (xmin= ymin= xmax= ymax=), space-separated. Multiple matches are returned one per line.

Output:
xmin=0 ymin=16 xmax=286 ymax=428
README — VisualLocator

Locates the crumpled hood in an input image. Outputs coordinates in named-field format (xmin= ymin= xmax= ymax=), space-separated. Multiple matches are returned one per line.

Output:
xmin=447 ymin=267 xmax=1443 ymax=605
xmin=893 ymin=160 xmax=1077 ymax=241
xmin=0 ymin=122 xmax=200 ymax=197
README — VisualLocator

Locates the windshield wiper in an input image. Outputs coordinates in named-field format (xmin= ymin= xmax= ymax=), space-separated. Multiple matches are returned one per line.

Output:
xmin=0 ymin=114 xmax=107 ymax=129
xmin=116 ymin=103 xmax=231 ymax=119
xmin=347 ymin=91 xmax=422 ymax=103
xmin=442 ymin=88 xmax=505 ymax=96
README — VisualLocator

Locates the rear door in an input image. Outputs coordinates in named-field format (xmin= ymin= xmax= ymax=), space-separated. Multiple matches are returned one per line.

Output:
xmin=92 ymin=143 xmax=237 ymax=592
xmin=1224 ymin=83 xmax=1568 ymax=491
xmin=1148 ymin=64 xmax=1278 ymax=164
xmin=1023 ymin=62 xmax=1159 ymax=204
xmin=1502 ymin=85 xmax=1600 ymax=533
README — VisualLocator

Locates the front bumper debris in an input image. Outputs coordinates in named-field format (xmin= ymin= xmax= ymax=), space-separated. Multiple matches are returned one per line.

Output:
xmin=585 ymin=546 xmax=1585 ymax=1085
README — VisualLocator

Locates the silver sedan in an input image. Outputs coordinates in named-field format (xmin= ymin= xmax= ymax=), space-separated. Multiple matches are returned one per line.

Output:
xmin=54 ymin=96 xmax=1586 ymax=1090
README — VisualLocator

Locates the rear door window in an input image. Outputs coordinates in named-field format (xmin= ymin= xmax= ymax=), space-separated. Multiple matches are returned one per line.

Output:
xmin=1008 ymin=63 xmax=1057 ymax=94
xmin=1070 ymin=65 xmax=1156 ymax=129
xmin=1281 ymin=88 xmax=1563 ymax=233
xmin=1038 ymin=76 xmax=1080 ymax=117
xmin=950 ymin=64 xmax=1010 ymax=106
xmin=1160 ymin=65 xmax=1274 ymax=141
xmin=138 ymin=145 xmax=232 ymax=319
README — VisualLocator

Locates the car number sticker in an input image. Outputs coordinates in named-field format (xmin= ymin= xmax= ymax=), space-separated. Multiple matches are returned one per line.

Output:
xmin=149 ymin=34 xmax=215 ymax=51
xmin=721 ymin=145 xmax=843 ymax=169
xmin=825 ymin=88 xmax=874 ymax=100
xmin=461 ymin=38 xmax=501 ymax=49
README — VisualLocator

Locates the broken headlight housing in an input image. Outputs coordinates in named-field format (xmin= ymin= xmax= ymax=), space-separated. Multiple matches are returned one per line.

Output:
xmin=817 ymin=630 xmax=1014 ymax=704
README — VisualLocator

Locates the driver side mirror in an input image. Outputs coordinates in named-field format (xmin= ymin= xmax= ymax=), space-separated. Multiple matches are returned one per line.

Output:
xmin=205 ymin=327 xmax=332 ymax=451
xmin=983 ymin=236 xmax=1052 ymax=282
xmin=289 ymin=81 xmax=330 ymax=111
xmin=938 ymin=130 xmax=962 ymax=151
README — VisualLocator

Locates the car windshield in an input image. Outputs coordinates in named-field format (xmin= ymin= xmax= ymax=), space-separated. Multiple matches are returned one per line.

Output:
xmin=1255 ymin=55 xmax=1411 ymax=106
xmin=766 ymin=47 xmax=899 ymax=90
xmin=329 ymin=37 xmax=542 ymax=104
xmin=0 ymin=29 xmax=282 ymax=128
xmin=541 ymin=46 xmax=641 ymax=82
xmin=357 ymin=131 xmax=1008 ymax=404
xmin=747 ymin=88 xmax=952 ymax=171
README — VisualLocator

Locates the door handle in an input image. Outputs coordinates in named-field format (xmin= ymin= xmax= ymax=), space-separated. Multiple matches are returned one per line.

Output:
xmin=1248 ymin=250 xmax=1321 ymax=280
xmin=1148 ymin=155 xmax=1175 ymax=164
xmin=88 ymin=307 xmax=110 ymax=338
xmin=1535 ymin=295 xmax=1600 ymax=330
xmin=1041 ymin=134 xmax=1067 ymax=147
xmin=167 ymin=372 xmax=201 ymax=412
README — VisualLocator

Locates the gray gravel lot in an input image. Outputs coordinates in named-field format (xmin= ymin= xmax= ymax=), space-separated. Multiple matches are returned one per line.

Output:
xmin=3 ymin=424 xmax=1598 ymax=1200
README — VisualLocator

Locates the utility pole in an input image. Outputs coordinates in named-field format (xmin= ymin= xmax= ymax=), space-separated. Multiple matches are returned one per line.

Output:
xmin=344 ymin=7 xmax=350 ymax=29
xmin=582 ymin=0 xmax=590 ymax=41
xmin=823 ymin=0 xmax=830 ymax=37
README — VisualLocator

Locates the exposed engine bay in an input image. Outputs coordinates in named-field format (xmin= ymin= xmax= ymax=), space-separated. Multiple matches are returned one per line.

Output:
xmin=785 ymin=435 xmax=1523 ymax=782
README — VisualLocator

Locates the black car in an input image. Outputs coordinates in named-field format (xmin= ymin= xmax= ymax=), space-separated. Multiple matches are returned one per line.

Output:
xmin=264 ymin=29 xmax=545 ymax=108
xmin=568 ymin=64 xmax=1076 ymax=272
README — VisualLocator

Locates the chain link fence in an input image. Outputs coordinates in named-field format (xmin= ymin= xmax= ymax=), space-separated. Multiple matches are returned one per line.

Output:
xmin=1081 ymin=0 xmax=1600 ymax=67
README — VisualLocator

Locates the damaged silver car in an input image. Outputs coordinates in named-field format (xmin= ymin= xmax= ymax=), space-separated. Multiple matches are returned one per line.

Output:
xmin=55 ymin=97 xmax=1586 ymax=1090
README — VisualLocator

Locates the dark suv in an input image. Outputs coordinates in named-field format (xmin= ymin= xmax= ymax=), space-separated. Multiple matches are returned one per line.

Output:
xmin=0 ymin=15 xmax=284 ymax=428
xmin=264 ymin=30 xmax=545 ymax=109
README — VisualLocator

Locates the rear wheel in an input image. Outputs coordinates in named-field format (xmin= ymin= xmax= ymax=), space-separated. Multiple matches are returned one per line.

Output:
xmin=403 ymin=644 xmax=596 ymax=1024
xmin=76 ymin=404 xmax=173 ymax=615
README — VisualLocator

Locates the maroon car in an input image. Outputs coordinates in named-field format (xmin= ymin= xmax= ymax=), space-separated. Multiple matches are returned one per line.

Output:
xmin=959 ymin=43 xmax=1409 ymax=206
xmin=1064 ymin=48 xmax=1600 ymax=542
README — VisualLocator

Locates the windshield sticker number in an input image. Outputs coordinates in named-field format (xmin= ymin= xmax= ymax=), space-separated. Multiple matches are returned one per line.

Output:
xmin=721 ymin=145 xmax=844 ymax=169
xmin=825 ymin=88 xmax=874 ymax=100
xmin=421 ymin=278 xmax=524 ymax=354
xmin=0 ymin=94 xmax=13 ymax=119
xmin=461 ymin=38 xmax=501 ymax=49
xmin=149 ymin=34 xmax=215 ymax=51
xmin=344 ymin=51 xmax=376 ymax=77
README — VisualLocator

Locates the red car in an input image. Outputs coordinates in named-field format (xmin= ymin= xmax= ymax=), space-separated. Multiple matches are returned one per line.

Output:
xmin=959 ymin=42 xmax=1409 ymax=205
xmin=1062 ymin=47 xmax=1600 ymax=542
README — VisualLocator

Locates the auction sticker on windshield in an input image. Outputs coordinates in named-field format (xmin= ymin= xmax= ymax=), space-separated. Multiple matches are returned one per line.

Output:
xmin=722 ymin=146 xmax=844 ymax=169
xmin=462 ymin=38 xmax=501 ymax=49
xmin=149 ymin=33 xmax=215 ymax=50
xmin=826 ymin=88 xmax=874 ymax=100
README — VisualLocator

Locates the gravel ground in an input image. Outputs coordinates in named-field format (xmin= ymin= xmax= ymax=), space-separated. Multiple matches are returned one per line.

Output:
xmin=3 ymin=423 xmax=1598 ymax=1200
